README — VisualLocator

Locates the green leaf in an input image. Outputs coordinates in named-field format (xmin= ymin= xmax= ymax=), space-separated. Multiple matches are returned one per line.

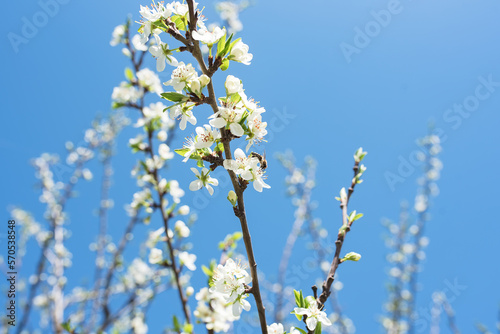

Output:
xmin=124 ymin=67 xmax=134 ymax=81
xmin=163 ymin=102 xmax=183 ymax=111
xmin=294 ymin=328 xmax=307 ymax=334
xmin=173 ymin=315 xmax=181 ymax=331
xmin=112 ymin=102 xmax=126 ymax=109
xmin=197 ymin=159 xmax=204 ymax=168
xmin=215 ymin=142 xmax=224 ymax=152
xmin=220 ymin=58 xmax=230 ymax=71
xmin=202 ymin=265 xmax=213 ymax=277
xmin=292 ymin=310 xmax=302 ymax=321
xmin=354 ymin=213 xmax=364 ymax=221
xmin=174 ymin=148 xmax=202 ymax=161
xmin=61 ymin=321 xmax=72 ymax=332
xmin=221 ymin=34 xmax=235 ymax=56
xmin=161 ymin=92 xmax=188 ymax=102
xmin=172 ymin=15 xmax=186 ymax=31
xmin=294 ymin=289 xmax=301 ymax=307
xmin=314 ymin=322 xmax=322 ymax=334
xmin=216 ymin=31 xmax=227 ymax=57
xmin=175 ymin=148 xmax=190 ymax=156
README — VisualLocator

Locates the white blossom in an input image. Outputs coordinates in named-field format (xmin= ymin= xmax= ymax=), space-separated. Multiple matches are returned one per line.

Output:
xmin=179 ymin=251 xmax=197 ymax=271
xmin=149 ymin=248 xmax=163 ymax=264
xmin=229 ymin=40 xmax=253 ymax=65
xmin=189 ymin=167 xmax=219 ymax=195
xmin=192 ymin=26 xmax=226 ymax=45
xmin=294 ymin=302 xmax=332 ymax=331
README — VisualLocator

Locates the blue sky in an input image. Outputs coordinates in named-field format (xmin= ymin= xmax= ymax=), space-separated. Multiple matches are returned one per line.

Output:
xmin=2 ymin=0 xmax=500 ymax=333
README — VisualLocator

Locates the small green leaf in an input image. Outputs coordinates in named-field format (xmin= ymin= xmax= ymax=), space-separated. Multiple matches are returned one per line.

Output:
xmin=354 ymin=213 xmax=364 ymax=221
xmin=215 ymin=142 xmax=224 ymax=152
xmin=161 ymin=92 xmax=188 ymax=102
xmin=197 ymin=159 xmax=204 ymax=168
xmin=125 ymin=67 xmax=134 ymax=81
xmin=294 ymin=328 xmax=307 ymax=334
xmin=216 ymin=31 xmax=227 ymax=57
xmin=314 ymin=322 xmax=322 ymax=334
xmin=294 ymin=289 xmax=301 ymax=307
xmin=112 ymin=102 xmax=126 ymax=109
xmin=173 ymin=315 xmax=181 ymax=331
xmin=202 ymin=265 xmax=212 ymax=276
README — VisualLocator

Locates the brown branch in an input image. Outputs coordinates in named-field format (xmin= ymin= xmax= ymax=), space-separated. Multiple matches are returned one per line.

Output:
xmin=317 ymin=160 xmax=361 ymax=310
xmin=182 ymin=1 xmax=268 ymax=332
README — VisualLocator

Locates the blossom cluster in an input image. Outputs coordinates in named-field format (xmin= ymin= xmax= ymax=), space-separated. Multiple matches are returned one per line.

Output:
xmin=135 ymin=0 xmax=269 ymax=196
xmin=210 ymin=259 xmax=252 ymax=317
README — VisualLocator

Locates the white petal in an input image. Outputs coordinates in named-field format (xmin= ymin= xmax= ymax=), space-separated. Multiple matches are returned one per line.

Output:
xmin=210 ymin=117 xmax=227 ymax=129
xmin=229 ymin=123 xmax=244 ymax=137
xmin=190 ymin=167 xmax=200 ymax=176
xmin=189 ymin=180 xmax=202 ymax=191
xmin=234 ymin=148 xmax=246 ymax=159
xmin=306 ymin=317 xmax=317 ymax=331
xmin=206 ymin=184 xmax=214 ymax=196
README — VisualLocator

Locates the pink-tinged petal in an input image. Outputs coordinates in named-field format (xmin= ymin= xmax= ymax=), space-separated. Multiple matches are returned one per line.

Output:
xmin=189 ymin=180 xmax=202 ymax=191
xmin=229 ymin=123 xmax=244 ymax=137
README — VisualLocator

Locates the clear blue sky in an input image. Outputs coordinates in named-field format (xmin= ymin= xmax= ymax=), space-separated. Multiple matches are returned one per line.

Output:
xmin=2 ymin=0 xmax=500 ymax=332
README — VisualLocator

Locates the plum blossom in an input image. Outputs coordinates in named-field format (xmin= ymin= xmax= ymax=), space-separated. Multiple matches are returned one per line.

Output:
xmin=170 ymin=103 xmax=196 ymax=130
xmin=110 ymin=24 xmax=125 ymax=46
xmin=174 ymin=220 xmax=190 ymax=238
xmin=224 ymin=149 xmax=270 ymax=192
xmin=112 ymin=82 xmax=143 ymax=103
xmin=245 ymin=108 xmax=267 ymax=151
xmin=194 ymin=125 xmax=220 ymax=149
xmin=209 ymin=104 xmax=245 ymax=137
xmin=189 ymin=167 xmax=219 ymax=195
xmin=225 ymin=75 xmax=243 ymax=95
xmin=149 ymin=34 xmax=178 ymax=72
xmin=192 ymin=26 xmax=226 ymax=45
xmin=294 ymin=302 xmax=332 ymax=331
xmin=149 ymin=248 xmax=163 ymax=264
xmin=137 ymin=68 xmax=162 ymax=94
xmin=178 ymin=251 xmax=197 ymax=271
xmin=164 ymin=62 xmax=197 ymax=92
xmin=229 ymin=40 xmax=253 ymax=65
xmin=267 ymin=323 xmax=285 ymax=334
xmin=210 ymin=258 xmax=252 ymax=316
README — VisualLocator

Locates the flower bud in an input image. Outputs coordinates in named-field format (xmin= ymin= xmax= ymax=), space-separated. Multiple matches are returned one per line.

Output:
xmin=227 ymin=190 xmax=237 ymax=206
xmin=342 ymin=252 xmax=361 ymax=262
